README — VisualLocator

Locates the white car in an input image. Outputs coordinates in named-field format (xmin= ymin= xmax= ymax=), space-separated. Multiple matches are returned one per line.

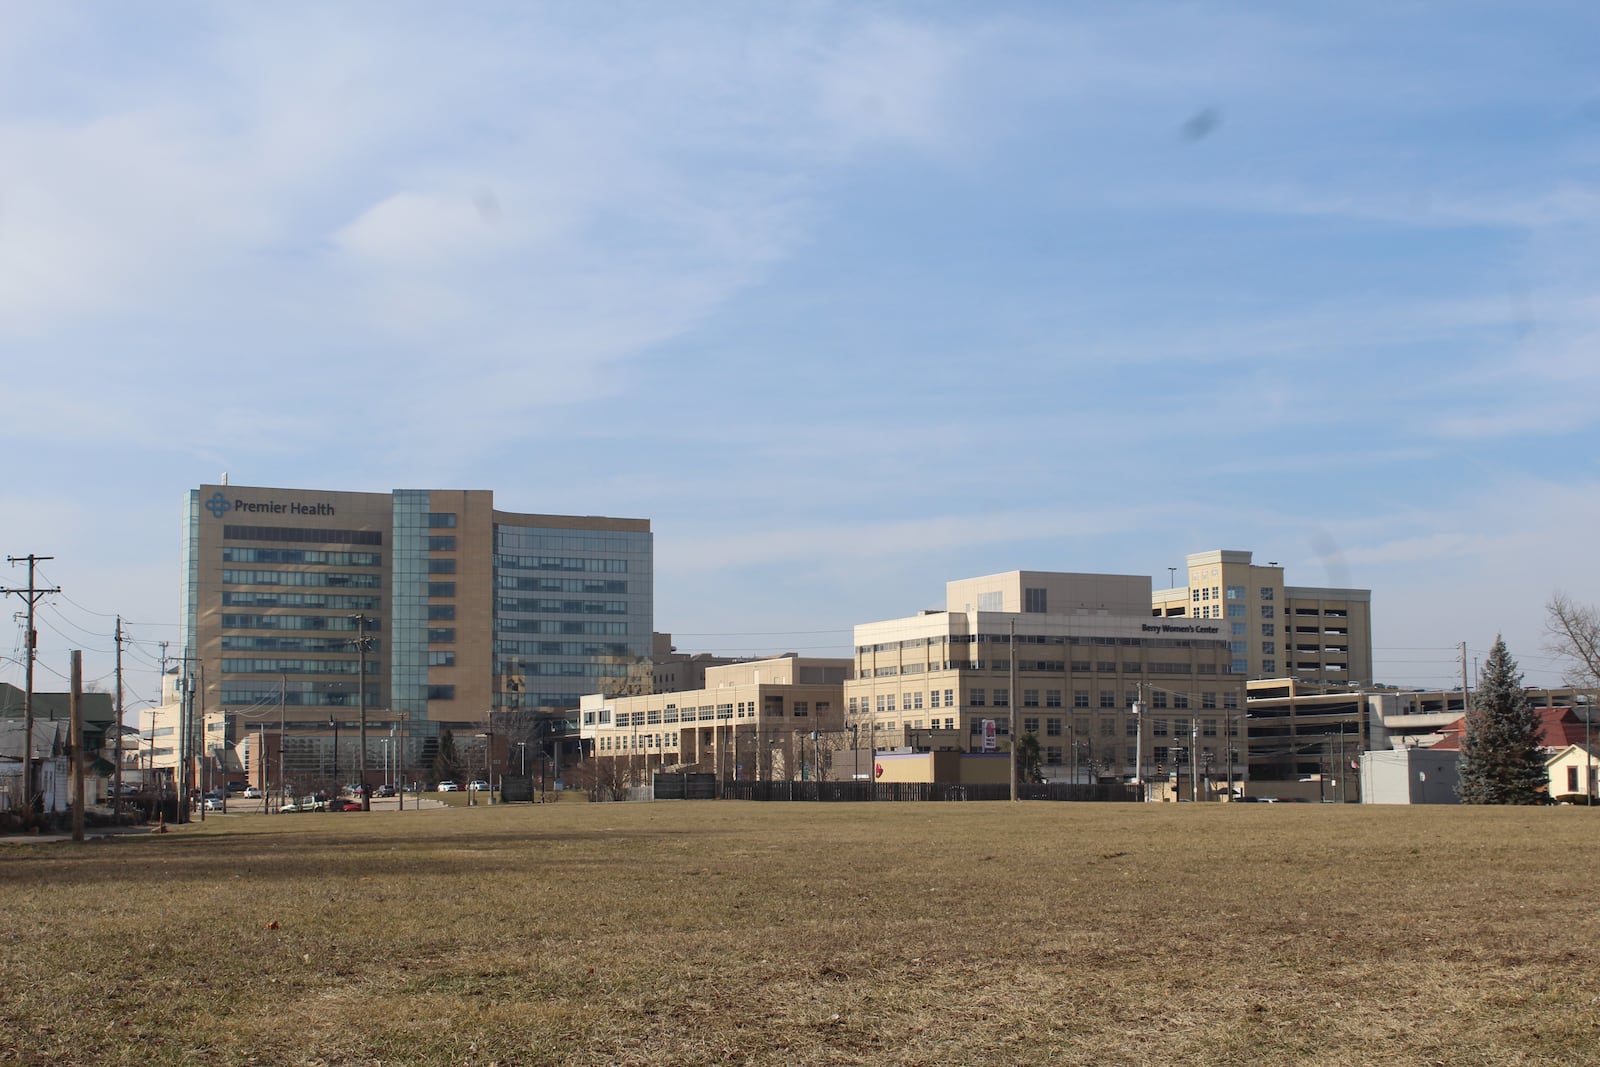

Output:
xmin=243 ymin=787 xmax=262 ymax=799
xmin=436 ymin=782 xmax=459 ymax=792
xmin=467 ymin=780 xmax=491 ymax=791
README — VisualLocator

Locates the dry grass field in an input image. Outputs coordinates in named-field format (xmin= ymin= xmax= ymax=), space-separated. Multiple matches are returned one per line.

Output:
xmin=2 ymin=800 xmax=1597 ymax=1066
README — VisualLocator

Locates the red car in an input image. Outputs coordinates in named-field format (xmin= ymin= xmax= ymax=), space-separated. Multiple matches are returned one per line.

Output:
xmin=326 ymin=798 xmax=363 ymax=812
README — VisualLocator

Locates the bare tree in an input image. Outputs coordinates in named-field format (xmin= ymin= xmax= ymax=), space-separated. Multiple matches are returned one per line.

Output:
xmin=1546 ymin=593 xmax=1600 ymax=688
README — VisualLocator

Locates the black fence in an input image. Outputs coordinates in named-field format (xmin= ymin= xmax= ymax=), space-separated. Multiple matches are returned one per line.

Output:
xmin=653 ymin=773 xmax=718 ymax=800
xmin=715 ymin=780 xmax=1138 ymax=803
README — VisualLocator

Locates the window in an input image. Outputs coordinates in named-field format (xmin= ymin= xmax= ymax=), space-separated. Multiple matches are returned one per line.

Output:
xmin=994 ymin=689 xmax=1009 ymax=707
xmin=1261 ymin=605 xmax=1275 ymax=619
xmin=1023 ymin=689 xmax=1040 ymax=707
xmin=793 ymin=701 xmax=809 ymax=717
xmin=1260 ymin=587 xmax=1274 ymax=601
xmin=911 ymin=692 xmax=923 ymax=710
xmin=428 ymin=536 xmax=456 ymax=552
xmin=428 ymin=582 xmax=456 ymax=598
xmin=427 ymin=605 xmax=456 ymax=620
xmin=1045 ymin=746 xmax=1064 ymax=765
xmin=1263 ymin=659 xmax=1276 ymax=674
xmin=1046 ymin=717 xmax=1062 ymax=736
xmin=1173 ymin=693 xmax=1189 ymax=710
xmin=1202 ymin=719 xmax=1218 ymax=737
xmin=944 ymin=690 xmax=954 ymax=707
xmin=429 ymin=559 xmax=457 ymax=574
xmin=1152 ymin=692 xmax=1168 ymax=709
xmin=1261 ymin=642 xmax=1276 ymax=655
xmin=428 ymin=651 xmax=455 ymax=667
xmin=1099 ymin=691 xmax=1115 ymax=708
xmin=930 ymin=690 xmax=941 ymax=709
xmin=1227 ymin=604 xmax=1246 ymax=618
xmin=876 ymin=695 xmax=886 ymax=712
xmin=427 ymin=628 xmax=455 ymax=643
xmin=970 ymin=689 xmax=986 ymax=706
xmin=1224 ymin=692 xmax=1240 ymax=710
xmin=1153 ymin=719 xmax=1168 ymax=736
xmin=428 ymin=513 xmax=457 ymax=528
xmin=886 ymin=695 xmax=896 ymax=712
xmin=1226 ymin=585 xmax=1244 ymax=600
xmin=1569 ymin=766 xmax=1580 ymax=792
xmin=1100 ymin=718 xmax=1115 ymax=736
xmin=1046 ymin=689 xmax=1062 ymax=708
xmin=1261 ymin=624 xmax=1275 ymax=637
xmin=1024 ymin=587 xmax=1048 ymax=613
xmin=1202 ymin=691 xmax=1217 ymax=709
xmin=427 ymin=685 xmax=455 ymax=701
xmin=1023 ymin=717 xmax=1040 ymax=734
xmin=1073 ymin=690 xmax=1089 ymax=708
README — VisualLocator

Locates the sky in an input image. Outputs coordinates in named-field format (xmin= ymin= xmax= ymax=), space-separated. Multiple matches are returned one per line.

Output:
xmin=3 ymin=2 xmax=1599 ymax=716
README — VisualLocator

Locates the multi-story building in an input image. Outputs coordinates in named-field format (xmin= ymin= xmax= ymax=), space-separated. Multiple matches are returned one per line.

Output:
xmin=1152 ymin=549 xmax=1372 ymax=686
xmin=845 ymin=570 xmax=1246 ymax=787
xmin=180 ymin=483 xmax=651 ymax=789
xmin=580 ymin=655 xmax=851 ymax=786
xmin=648 ymin=632 xmax=749 ymax=694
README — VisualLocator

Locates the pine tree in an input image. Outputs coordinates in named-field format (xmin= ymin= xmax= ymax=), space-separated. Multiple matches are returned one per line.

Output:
xmin=1458 ymin=637 xmax=1546 ymax=804
xmin=432 ymin=728 xmax=462 ymax=785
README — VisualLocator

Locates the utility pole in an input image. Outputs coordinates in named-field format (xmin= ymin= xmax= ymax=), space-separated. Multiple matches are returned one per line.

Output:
xmin=350 ymin=614 xmax=374 ymax=810
xmin=114 ymin=617 xmax=125 ymax=816
xmin=279 ymin=673 xmax=287 ymax=815
xmin=1460 ymin=642 xmax=1471 ymax=709
xmin=1133 ymin=683 xmax=1145 ymax=802
xmin=1009 ymin=617 xmax=1018 ymax=802
xmin=70 ymin=650 xmax=85 ymax=842
xmin=4 ymin=554 xmax=60 ymax=826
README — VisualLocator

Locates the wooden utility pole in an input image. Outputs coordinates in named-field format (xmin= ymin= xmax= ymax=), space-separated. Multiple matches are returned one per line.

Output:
xmin=113 ymin=616 xmax=125 ymax=816
xmin=4 ymin=554 xmax=60 ymax=826
xmin=70 ymin=650 xmax=84 ymax=842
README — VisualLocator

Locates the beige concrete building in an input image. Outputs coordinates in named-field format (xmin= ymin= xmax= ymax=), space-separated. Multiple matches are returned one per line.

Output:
xmin=846 ymin=570 xmax=1246 ymax=788
xmin=1153 ymin=549 xmax=1372 ymax=687
xmin=580 ymin=655 xmax=852 ymax=786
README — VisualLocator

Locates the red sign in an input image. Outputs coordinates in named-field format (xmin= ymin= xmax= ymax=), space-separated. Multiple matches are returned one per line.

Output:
xmin=874 ymin=763 xmax=885 ymax=779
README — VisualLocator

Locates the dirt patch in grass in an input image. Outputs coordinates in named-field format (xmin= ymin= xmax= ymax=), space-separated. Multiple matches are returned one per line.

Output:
xmin=2 ymin=802 xmax=1597 ymax=1065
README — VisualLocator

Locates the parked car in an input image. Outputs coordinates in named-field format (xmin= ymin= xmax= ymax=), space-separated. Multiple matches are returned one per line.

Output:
xmin=467 ymin=780 xmax=491 ymax=792
xmin=436 ymin=782 xmax=459 ymax=792
xmin=203 ymin=796 xmax=224 ymax=812
xmin=279 ymin=799 xmax=302 ymax=813
xmin=242 ymin=787 xmax=263 ymax=799
xmin=373 ymin=784 xmax=396 ymax=798
xmin=326 ymin=798 xmax=362 ymax=812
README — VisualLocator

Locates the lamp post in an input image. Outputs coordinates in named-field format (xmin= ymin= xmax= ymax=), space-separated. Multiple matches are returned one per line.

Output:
xmin=328 ymin=714 xmax=338 ymax=800
xmin=517 ymin=741 xmax=527 ymax=776
xmin=349 ymin=614 xmax=374 ymax=811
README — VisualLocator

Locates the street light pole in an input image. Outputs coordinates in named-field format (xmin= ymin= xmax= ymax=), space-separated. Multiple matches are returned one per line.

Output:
xmin=328 ymin=714 xmax=338 ymax=800
xmin=350 ymin=614 xmax=374 ymax=811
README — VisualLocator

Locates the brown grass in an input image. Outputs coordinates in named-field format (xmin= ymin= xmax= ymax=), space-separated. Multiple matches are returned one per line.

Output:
xmin=2 ymin=801 xmax=1597 ymax=1066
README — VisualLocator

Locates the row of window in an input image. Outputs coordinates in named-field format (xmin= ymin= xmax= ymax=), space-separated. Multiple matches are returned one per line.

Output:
xmin=495 ymin=554 xmax=630 ymax=573
xmin=224 ymin=524 xmax=382 ymax=546
xmin=495 ymin=597 xmax=629 ymax=615
xmin=222 ymin=569 xmax=382 ymax=589
xmin=495 ymin=577 xmax=628 ymax=594
xmin=220 ymin=592 xmax=381 ymax=611
xmin=863 ymin=660 xmax=1228 ymax=677
xmin=221 ymin=636 xmax=379 ymax=654
xmin=494 ymin=641 xmax=633 ymax=658
xmin=497 ymin=619 xmax=630 ymax=636
xmin=583 ymin=699 xmax=831 ymax=727
xmin=222 ymin=613 xmax=381 ymax=632
xmin=849 ymin=689 xmax=1240 ymax=713
xmin=859 ymin=634 xmax=1224 ymax=652
xmin=221 ymin=658 xmax=377 ymax=675
xmin=221 ymin=548 xmax=383 ymax=567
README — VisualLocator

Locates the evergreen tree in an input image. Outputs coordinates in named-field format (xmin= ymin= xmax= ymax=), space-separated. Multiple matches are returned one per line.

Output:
xmin=1015 ymin=733 xmax=1044 ymax=785
xmin=432 ymin=728 xmax=462 ymax=784
xmin=1458 ymin=637 xmax=1546 ymax=804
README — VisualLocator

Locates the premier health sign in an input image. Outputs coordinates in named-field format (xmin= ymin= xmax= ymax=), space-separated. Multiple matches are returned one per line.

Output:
xmin=205 ymin=490 xmax=336 ymax=519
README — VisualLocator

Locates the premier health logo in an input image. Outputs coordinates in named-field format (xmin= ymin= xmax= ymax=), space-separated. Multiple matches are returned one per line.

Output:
xmin=205 ymin=492 xmax=233 ymax=519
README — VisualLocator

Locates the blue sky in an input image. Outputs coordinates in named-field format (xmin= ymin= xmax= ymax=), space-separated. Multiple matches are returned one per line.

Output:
xmin=3 ymin=2 xmax=1598 ymax=712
